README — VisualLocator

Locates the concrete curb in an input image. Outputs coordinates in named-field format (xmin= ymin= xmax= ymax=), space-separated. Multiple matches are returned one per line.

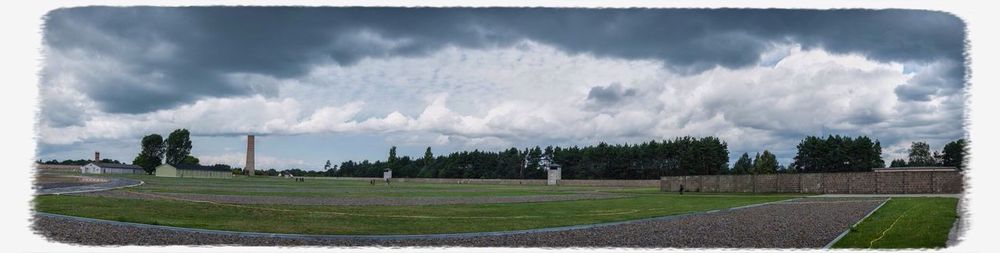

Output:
xmin=823 ymin=197 xmax=891 ymax=249
xmin=35 ymin=177 xmax=144 ymax=195
xmin=946 ymin=197 xmax=963 ymax=247
xmin=35 ymin=197 xmax=805 ymax=241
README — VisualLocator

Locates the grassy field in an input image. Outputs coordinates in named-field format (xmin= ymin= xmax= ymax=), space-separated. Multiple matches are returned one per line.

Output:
xmin=107 ymin=174 xmax=601 ymax=197
xmin=34 ymin=175 xmax=801 ymax=235
xmin=832 ymin=197 xmax=959 ymax=249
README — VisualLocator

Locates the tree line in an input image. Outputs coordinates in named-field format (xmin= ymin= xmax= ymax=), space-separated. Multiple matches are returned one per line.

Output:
xmin=790 ymin=135 xmax=885 ymax=173
xmin=321 ymin=135 xmax=968 ymax=179
xmin=330 ymin=136 xmax=731 ymax=179
xmin=37 ymin=158 xmax=123 ymax=165
xmin=889 ymin=139 xmax=967 ymax=169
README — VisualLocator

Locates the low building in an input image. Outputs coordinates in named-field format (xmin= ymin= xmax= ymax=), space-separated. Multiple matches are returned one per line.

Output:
xmin=81 ymin=162 xmax=145 ymax=174
xmin=155 ymin=164 xmax=233 ymax=178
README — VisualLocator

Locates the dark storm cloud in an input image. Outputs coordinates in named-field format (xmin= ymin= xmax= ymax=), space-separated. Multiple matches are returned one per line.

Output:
xmin=39 ymin=99 xmax=87 ymax=127
xmin=43 ymin=7 xmax=966 ymax=114
xmin=587 ymin=83 xmax=637 ymax=107
xmin=894 ymin=59 xmax=965 ymax=101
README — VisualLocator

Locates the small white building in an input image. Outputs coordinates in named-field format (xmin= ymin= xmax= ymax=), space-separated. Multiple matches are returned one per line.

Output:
xmin=383 ymin=169 xmax=392 ymax=180
xmin=81 ymin=162 xmax=145 ymax=174
xmin=540 ymin=155 xmax=562 ymax=185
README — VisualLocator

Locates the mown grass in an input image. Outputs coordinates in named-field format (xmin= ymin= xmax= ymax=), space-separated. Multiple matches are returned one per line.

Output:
xmin=832 ymin=197 xmax=959 ymax=249
xmin=111 ymin=174 xmax=612 ymax=197
xmin=35 ymin=193 xmax=794 ymax=235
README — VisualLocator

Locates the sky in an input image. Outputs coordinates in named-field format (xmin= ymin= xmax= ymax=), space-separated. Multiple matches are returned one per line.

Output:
xmin=35 ymin=7 xmax=967 ymax=170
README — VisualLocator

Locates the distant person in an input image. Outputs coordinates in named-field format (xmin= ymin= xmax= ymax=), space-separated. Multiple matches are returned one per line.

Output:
xmin=679 ymin=184 xmax=684 ymax=195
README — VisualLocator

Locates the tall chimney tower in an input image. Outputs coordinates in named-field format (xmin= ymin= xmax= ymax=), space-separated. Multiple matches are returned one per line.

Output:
xmin=94 ymin=152 xmax=100 ymax=162
xmin=245 ymin=135 xmax=255 ymax=175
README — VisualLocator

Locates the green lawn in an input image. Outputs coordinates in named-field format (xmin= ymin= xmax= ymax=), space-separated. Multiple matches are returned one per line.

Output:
xmin=109 ymin=174 xmax=609 ymax=197
xmin=35 ymin=193 xmax=795 ymax=235
xmin=832 ymin=197 xmax=959 ymax=249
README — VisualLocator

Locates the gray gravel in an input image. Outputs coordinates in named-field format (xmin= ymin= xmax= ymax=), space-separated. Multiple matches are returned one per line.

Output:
xmin=73 ymin=190 xmax=625 ymax=206
xmin=35 ymin=177 xmax=142 ymax=195
xmin=32 ymin=198 xmax=887 ymax=248
xmin=36 ymin=182 xmax=98 ymax=190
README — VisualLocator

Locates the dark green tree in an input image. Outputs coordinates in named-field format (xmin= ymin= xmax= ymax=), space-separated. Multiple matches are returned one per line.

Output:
xmin=387 ymin=146 xmax=398 ymax=170
xmin=941 ymin=139 xmax=968 ymax=170
xmin=423 ymin=147 xmax=434 ymax=162
xmin=890 ymin=158 xmax=907 ymax=167
xmin=164 ymin=129 xmax=193 ymax=165
xmin=732 ymin=153 xmax=753 ymax=175
xmin=132 ymin=134 xmax=165 ymax=174
xmin=752 ymin=150 xmax=779 ymax=174
xmin=418 ymin=147 xmax=437 ymax=178
xmin=792 ymin=135 xmax=883 ymax=172
xmin=179 ymin=155 xmax=200 ymax=165
xmin=907 ymin=141 xmax=935 ymax=166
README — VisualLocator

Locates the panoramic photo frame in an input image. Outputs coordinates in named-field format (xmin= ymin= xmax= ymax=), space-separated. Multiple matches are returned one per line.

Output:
xmin=10 ymin=1 xmax=991 ymax=252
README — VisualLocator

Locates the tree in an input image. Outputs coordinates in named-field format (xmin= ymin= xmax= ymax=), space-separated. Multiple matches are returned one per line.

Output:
xmin=132 ymin=134 xmax=165 ymax=174
xmin=180 ymin=155 xmax=200 ymax=165
xmin=423 ymin=147 xmax=434 ymax=162
xmin=753 ymin=150 xmax=778 ymax=174
xmin=165 ymin=129 xmax=193 ymax=165
xmin=907 ymin=141 xmax=935 ymax=167
xmin=941 ymin=139 xmax=968 ymax=170
xmin=324 ymin=160 xmax=332 ymax=171
xmin=792 ymin=135 xmax=883 ymax=172
xmin=387 ymin=146 xmax=398 ymax=171
xmin=890 ymin=159 xmax=907 ymax=167
xmin=732 ymin=153 xmax=753 ymax=175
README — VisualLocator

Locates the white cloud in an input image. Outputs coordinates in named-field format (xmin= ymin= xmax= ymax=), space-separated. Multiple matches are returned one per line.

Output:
xmin=38 ymin=41 xmax=964 ymax=166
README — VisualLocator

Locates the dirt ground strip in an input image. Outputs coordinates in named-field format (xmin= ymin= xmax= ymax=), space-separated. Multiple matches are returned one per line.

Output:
xmin=34 ymin=174 xmax=106 ymax=190
xmin=73 ymin=190 xmax=627 ymax=206
xmin=35 ymin=177 xmax=141 ymax=195
xmin=33 ymin=197 xmax=887 ymax=248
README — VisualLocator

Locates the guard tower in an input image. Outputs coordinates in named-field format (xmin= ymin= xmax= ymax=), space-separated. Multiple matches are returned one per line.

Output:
xmin=540 ymin=155 xmax=562 ymax=185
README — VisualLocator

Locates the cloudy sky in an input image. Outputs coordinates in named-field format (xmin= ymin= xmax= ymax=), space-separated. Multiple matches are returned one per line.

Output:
xmin=36 ymin=7 xmax=966 ymax=170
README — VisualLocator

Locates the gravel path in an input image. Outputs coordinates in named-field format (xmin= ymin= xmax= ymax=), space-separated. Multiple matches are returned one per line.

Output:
xmin=33 ymin=198 xmax=887 ymax=248
xmin=35 ymin=177 xmax=142 ymax=195
xmin=73 ymin=190 xmax=625 ymax=206
xmin=36 ymin=182 xmax=99 ymax=190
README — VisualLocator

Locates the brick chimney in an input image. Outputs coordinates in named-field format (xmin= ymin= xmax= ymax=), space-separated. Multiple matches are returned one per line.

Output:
xmin=94 ymin=151 xmax=100 ymax=162
xmin=245 ymin=135 xmax=255 ymax=175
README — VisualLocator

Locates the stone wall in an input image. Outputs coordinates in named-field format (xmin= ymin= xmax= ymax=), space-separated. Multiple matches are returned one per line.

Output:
xmin=659 ymin=171 xmax=963 ymax=194
xmin=318 ymin=177 xmax=659 ymax=187
xmin=558 ymin=179 xmax=659 ymax=187
xmin=393 ymin=178 xmax=548 ymax=185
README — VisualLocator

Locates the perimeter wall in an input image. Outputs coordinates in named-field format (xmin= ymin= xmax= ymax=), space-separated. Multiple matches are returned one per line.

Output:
xmin=315 ymin=177 xmax=660 ymax=187
xmin=659 ymin=171 xmax=963 ymax=194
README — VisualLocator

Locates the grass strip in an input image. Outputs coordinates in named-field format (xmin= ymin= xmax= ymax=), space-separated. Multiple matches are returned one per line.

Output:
xmin=832 ymin=197 xmax=958 ymax=249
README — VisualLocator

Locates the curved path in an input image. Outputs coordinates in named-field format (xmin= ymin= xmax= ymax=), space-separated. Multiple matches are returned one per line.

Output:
xmin=32 ymin=198 xmax=888 ymax=247
xmin=35 ymin=176 xmax=143 ymax=195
